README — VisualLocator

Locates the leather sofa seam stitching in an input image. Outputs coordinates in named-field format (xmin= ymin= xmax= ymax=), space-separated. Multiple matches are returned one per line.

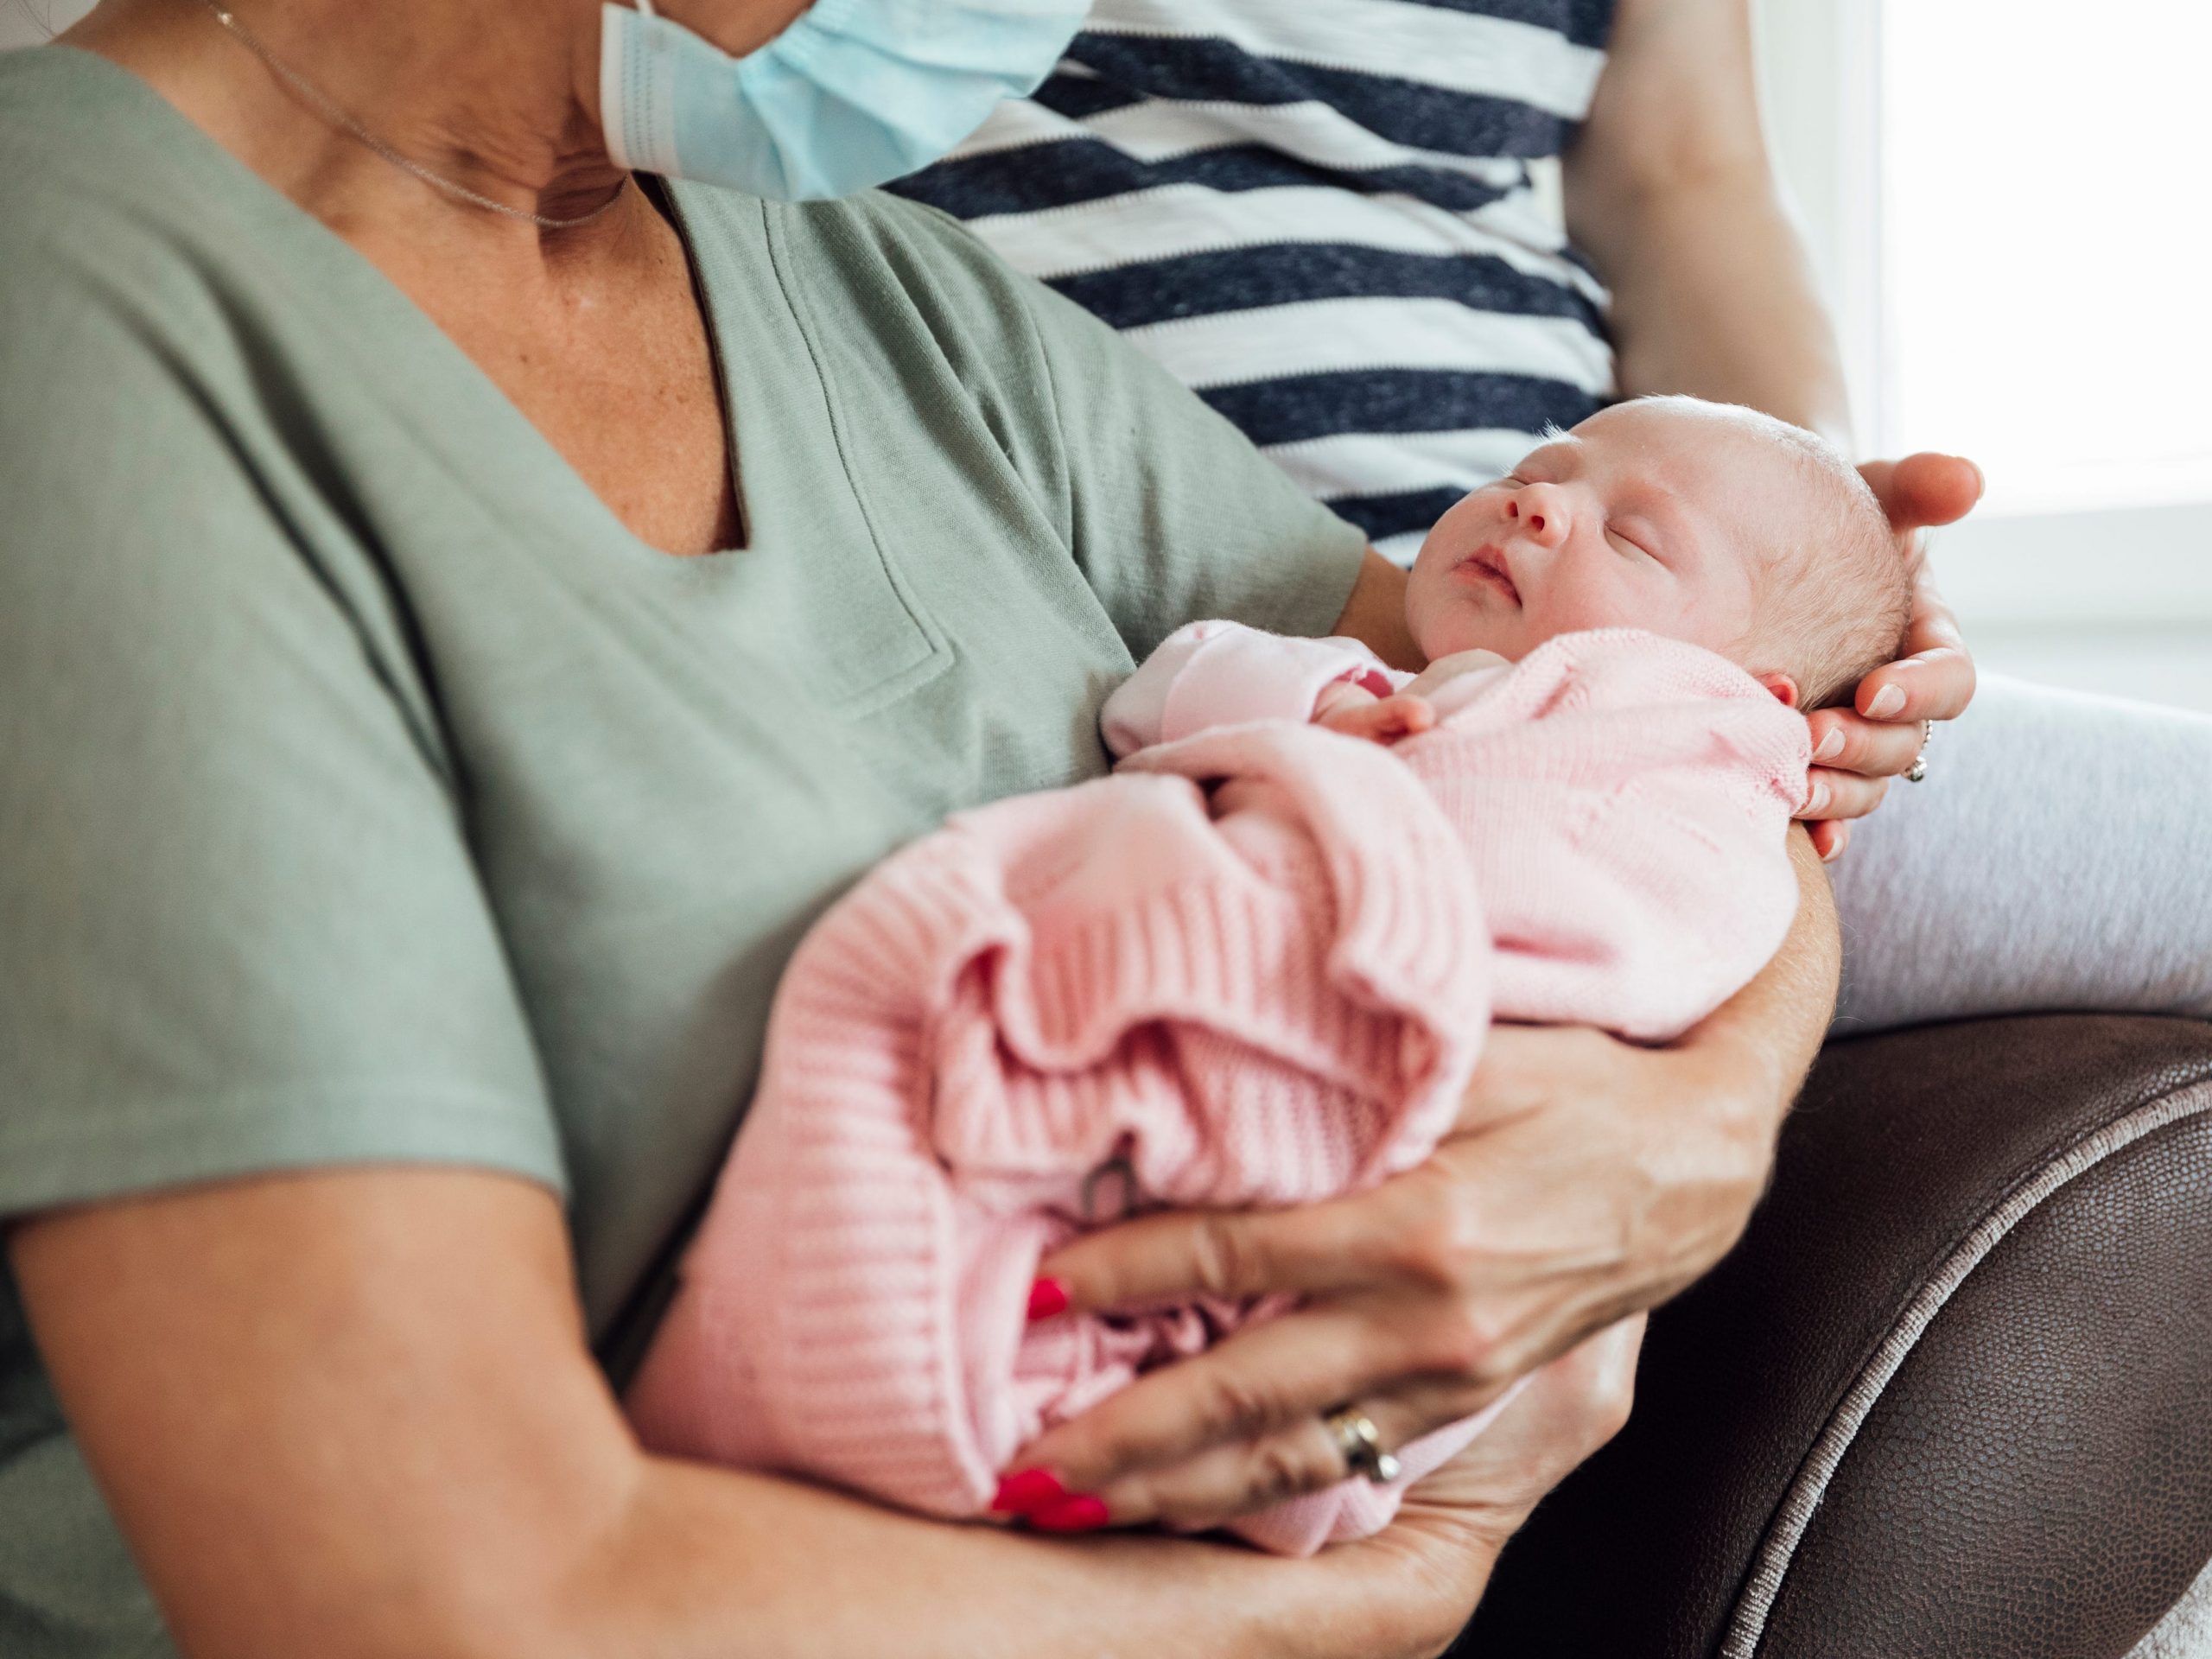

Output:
xmin=1718 ymin=1076 xmax=2212 ymax=1658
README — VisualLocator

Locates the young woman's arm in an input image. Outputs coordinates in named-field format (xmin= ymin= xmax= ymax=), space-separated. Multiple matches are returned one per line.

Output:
xmin=1563 ymin=0 xmax=1980 ymax=854
xmin=1565 ymin=0 xmax=1851 ymax=444
xmin=10 ymin=1166 xmax=1626 ymax=1659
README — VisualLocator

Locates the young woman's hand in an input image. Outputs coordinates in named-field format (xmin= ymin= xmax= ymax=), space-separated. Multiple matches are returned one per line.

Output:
xmin=1798 ymin=453 xmax=1984 ymax=861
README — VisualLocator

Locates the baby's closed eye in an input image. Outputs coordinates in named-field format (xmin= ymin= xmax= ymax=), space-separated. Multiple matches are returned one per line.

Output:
xmin=1607 ymin=522 xmax=1659 ymax=558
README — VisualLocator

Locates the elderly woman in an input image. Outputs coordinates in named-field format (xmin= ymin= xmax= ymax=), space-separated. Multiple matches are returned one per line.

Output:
xmin=0 ymin=1 xmax=1961 ymax=1654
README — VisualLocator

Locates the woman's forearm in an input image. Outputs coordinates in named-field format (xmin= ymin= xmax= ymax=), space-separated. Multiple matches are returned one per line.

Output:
xmin=1679 ymin=827 xmax=1841 ymax=1138
xmin=539 ymin=1454 xmax=1469 ymax=1659
xmin=1586 ymin=173 xmax=1853 ymax=448
xmin=1564 ymin=0 xmax=1855 ymax=448
xmin=12 ymin=1170 xmax=1469 ymax=1659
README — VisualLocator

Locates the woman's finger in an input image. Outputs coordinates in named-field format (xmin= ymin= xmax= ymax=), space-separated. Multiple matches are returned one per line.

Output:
xmin=1054 ymin=1365 xmax=1517 ymax=1531
xmin=1902 ymin=582 xmax=1970 ymax=655
xmin=1008 ymin=1294 xmax=1476 ymax=1500
xmin=1035 ymin=1180 xmax=1425 ymax=1314
xmin=1859 ymin=453 xmax=1983 ymax=535
xmin=1085 ymin=1376 xmax=1494 ymax=1531
xmin=1797 ymin=767 xmax=1890 ymax=823
xmin=1803 ymin=710 xmax=1924 ymax=781
xmin=1809 ymin=818 xmax=1851 ymax=863
xmin=1855 ymin=647 xmax=1974 ymax=727
xmin=1079 ymin=1408 xmax=1380 ymax=1531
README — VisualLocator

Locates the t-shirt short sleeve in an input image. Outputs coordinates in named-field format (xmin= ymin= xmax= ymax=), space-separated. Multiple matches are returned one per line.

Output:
xmin=0 ymin=264 xmax=561 ymax=1220
xmin=1015 ymin=275 xmax=1371 ymax=662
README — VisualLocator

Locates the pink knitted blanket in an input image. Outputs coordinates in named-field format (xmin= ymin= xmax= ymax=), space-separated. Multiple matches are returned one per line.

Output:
xmin=627 ymin=631 xmax=1809 ymax=1554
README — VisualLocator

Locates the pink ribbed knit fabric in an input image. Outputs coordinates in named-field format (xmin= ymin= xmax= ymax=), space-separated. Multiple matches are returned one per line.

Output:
xmin=626 ymin=629 xmax=1810 ymax=1555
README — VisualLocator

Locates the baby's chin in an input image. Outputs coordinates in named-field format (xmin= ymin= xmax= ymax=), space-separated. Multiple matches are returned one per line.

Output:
xmin=1409 ymin=608 xmax=1517 ymax=664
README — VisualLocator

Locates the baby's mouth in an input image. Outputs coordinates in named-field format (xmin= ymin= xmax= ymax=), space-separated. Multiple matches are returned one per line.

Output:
xmin=1453 ymin=543 xmax=1521 ymax=606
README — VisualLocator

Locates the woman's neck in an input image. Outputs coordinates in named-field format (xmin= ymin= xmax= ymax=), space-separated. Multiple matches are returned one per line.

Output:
xmin=65 ymin=0 xmax=626 ymax=238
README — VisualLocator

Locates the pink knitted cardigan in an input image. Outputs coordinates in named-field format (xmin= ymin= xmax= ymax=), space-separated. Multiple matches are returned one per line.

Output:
xmin=626 ymin=629 xmax=1810 ymax=1554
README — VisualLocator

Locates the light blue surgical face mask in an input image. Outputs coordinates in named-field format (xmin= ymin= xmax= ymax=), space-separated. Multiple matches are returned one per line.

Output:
xmin=600 ymin=0 xmax=1087 ymax=201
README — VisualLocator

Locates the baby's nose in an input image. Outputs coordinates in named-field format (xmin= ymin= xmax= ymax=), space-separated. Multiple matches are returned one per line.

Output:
xmin=1506 ymin=483 xmax=1571 ymax=548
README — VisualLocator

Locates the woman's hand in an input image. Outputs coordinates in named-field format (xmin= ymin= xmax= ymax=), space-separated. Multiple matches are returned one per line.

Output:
xmin=1001 ymin=1027 xmax=1780 ymax=1535
xmin=1380 ymin=1315 xmax=1645 ymax=1556
xmin=1316 ymin=1314 xmax=1646 ymax=1651
xmin=998 ymin=834 xmax=1836 ymax=1535
xmin=1798 ymin=453 xmax=1984 ymax=861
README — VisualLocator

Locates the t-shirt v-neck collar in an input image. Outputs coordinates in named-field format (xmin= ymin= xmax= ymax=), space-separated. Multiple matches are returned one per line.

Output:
xmin=41 ymin=46 xmax=874 ymax=580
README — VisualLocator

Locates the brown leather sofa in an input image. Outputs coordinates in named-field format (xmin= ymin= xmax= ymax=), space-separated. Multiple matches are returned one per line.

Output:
xmin=1450 ymin=1014 xmax=2212 ymax=1657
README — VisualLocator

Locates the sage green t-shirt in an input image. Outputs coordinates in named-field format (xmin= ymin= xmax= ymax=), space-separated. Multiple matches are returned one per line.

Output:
xmin=0 ymin=48 xmax=1366 ymax=1655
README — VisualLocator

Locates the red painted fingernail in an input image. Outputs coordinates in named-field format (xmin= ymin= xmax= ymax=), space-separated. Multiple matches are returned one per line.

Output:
xmin=1026 ymin=1277 xmax=1070 ymax=1321
xmin=1027 ymin=1494 xmax=1110 ymax=1532
xmin=990 ymin=1469 xmax=1067 ymax=1514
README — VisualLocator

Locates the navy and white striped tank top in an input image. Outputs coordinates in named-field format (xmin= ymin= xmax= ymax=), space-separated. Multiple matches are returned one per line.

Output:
xmin=893 ymin=0 xmax=1621 ymax=565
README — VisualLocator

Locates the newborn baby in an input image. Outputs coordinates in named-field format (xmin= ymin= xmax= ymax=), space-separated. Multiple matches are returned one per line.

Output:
xmin=628 ymin=397 xmax=1915 ymax=1560
xmin=1105 ymin=395 xmax=1911 ymax=760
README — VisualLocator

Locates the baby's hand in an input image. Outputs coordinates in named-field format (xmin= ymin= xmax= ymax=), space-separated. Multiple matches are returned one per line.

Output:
xmin=1314 ymin=687 xmax=1436 ymax=746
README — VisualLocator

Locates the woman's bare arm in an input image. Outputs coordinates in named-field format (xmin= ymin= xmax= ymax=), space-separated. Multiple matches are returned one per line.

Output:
xmin=1565 ymin=0 xmax=1852 ymax=444
xmin=1329 ymin=548 xmax=1422 ymax=670
xmin=10 ymin=1169 xmax=1474 ymax=1659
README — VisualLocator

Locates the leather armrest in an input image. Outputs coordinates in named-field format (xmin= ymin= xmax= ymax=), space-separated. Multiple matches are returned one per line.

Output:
xmin=1452 ymin=1014 xmax=2212 ymax=1658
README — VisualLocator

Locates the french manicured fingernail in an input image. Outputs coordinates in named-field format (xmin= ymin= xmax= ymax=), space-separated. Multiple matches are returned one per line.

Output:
xmin=1806 ymin=780 xmax=1830 ymax=813
xmin=991 ymin=1469 xmax=1068 ymax=1514
xmin=1866 ymin=685 xmax=1906 ymax=719
xmin=1027 ymin=1494 xmax=1111 ymax=1532
xmin=1026 ymin=1277 xmax=1071 ymax=1321
xmin=1813 ymin=728 xmax=1845 ymax=763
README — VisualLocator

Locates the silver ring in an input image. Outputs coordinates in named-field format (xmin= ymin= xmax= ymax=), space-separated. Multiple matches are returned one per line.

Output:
xmin=1323 ymin=1405 xmax=1402 ymax=1484
xmin=1905 ymin=718 xmax=1933 ymax=785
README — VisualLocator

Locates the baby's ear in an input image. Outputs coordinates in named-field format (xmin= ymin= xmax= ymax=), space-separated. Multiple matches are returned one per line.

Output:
xmin=1755 ymin=671 xmax=1802 ymax=709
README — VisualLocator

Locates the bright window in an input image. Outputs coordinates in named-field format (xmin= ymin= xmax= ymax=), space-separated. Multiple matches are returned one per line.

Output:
xmin=1879 ymin=0 xmax=2212 ymax=515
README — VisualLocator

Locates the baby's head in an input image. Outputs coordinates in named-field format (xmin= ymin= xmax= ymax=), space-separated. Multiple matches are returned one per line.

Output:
xmin=1404 ymin=397 xmax=1910 ymax=709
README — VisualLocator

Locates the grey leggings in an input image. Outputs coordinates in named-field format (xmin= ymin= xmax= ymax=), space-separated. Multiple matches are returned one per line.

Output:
xmin=1829 ymin=673 xmax=2212 ymax=1032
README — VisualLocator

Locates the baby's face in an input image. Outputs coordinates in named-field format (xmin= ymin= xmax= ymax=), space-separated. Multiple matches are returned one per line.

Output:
xmin=1404 ymin=403 xmax=1789 ymax=667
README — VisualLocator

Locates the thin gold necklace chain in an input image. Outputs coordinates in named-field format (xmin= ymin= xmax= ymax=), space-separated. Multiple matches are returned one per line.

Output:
xmin=196 ymin=0 xmax=627 ymax=233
